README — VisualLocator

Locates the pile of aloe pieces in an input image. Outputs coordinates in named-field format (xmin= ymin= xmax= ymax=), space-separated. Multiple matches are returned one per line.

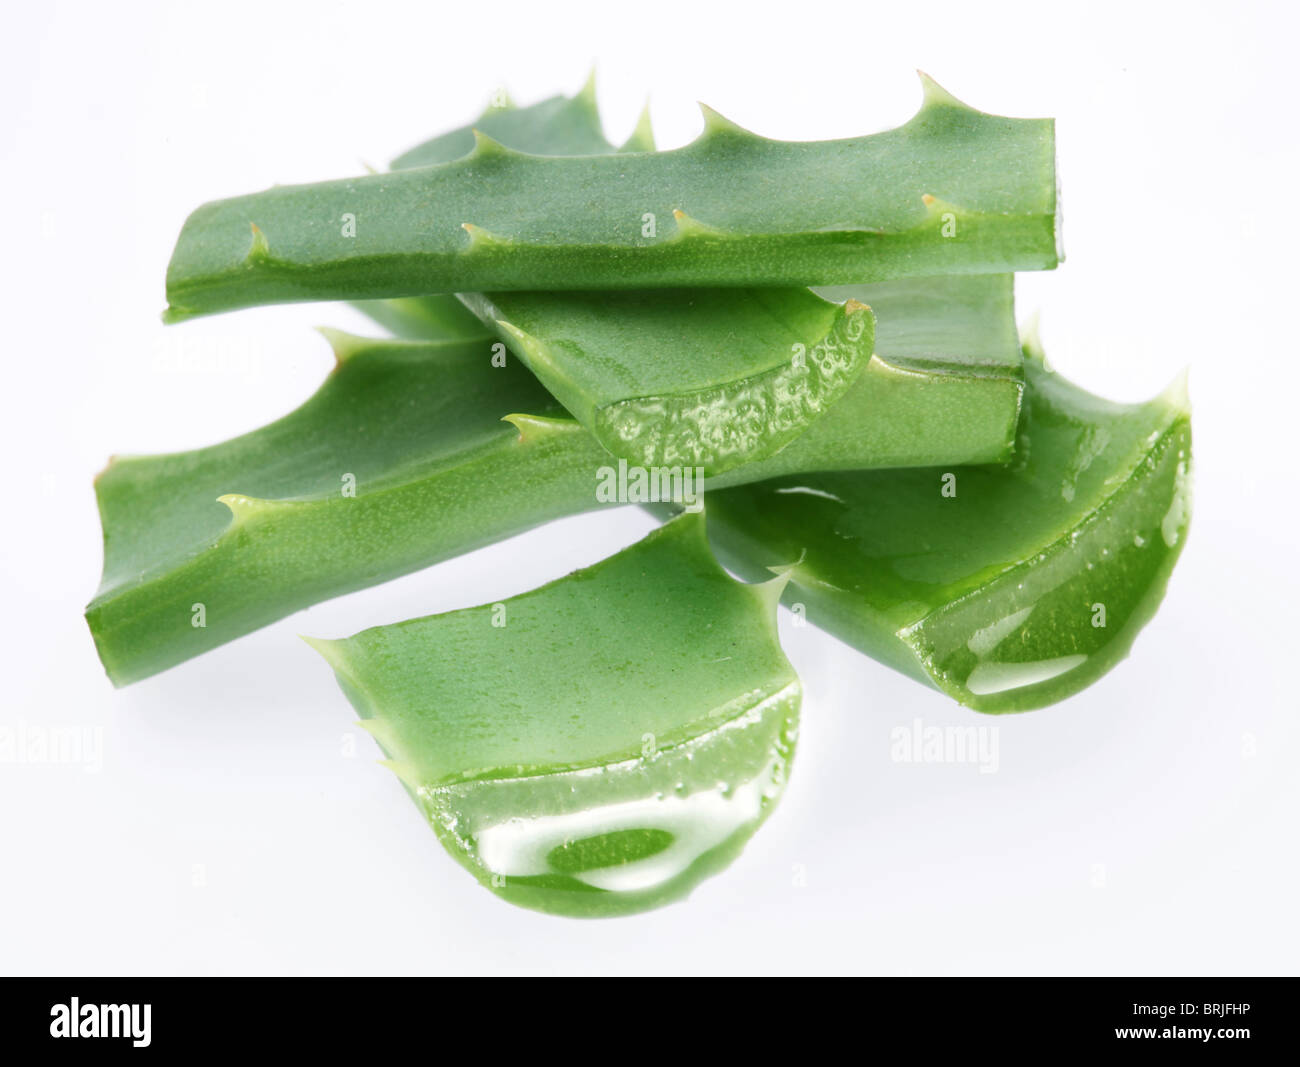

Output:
xmin=88 ymin=75 xmax=1191 ymax=917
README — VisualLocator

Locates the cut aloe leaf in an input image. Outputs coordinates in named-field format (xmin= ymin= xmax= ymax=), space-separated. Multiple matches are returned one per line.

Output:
xmin=85 ymin=332 xmax=611 ymax=686
xmin=163 ymin=74 xmax=1058 ymax=321
xmin=704 ymin=343 xmax=1193 ymax=712
xmin=759 ymin=272 xmax=1022 ymax=474
xmin=88 ymin=274 xmax=1020 ymax=685
xmin=306 ymin=512 xmax=799 ymax=917
xmin=460 ymin=288 xmax=874 ymax=471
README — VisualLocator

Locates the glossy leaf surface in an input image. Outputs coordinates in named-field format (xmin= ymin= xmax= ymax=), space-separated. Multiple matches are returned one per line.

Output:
xmin=307 ymin=513 xmax=799 ymax=917
xmin=705 ymin=344 xmax=1193 ymax=712
xmin=163 ymin=76 xmax=1058 ymax=321
xmin=86 ymin=333 xmax=609 ymax=685
xmin=460 ymin=287 xmax=874 ymax=471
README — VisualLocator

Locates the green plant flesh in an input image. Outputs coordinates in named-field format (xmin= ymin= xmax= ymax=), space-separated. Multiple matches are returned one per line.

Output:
xmin=460 ymin=288 xmax=874 ymax=471
xmin=163 ymin=74 xmax=1058 ymax=322
xmin=305 ymin=512 xmax=799 ymax=918
xmin=703 ymin=343 xmax=1193 ymax=713
xmin=87 ymin=274 xmax=1020 ymax=686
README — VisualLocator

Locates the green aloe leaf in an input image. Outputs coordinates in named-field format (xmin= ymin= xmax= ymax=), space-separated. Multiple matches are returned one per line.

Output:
xmin=704 ymin=343 xmax=1193 ymax=712
xmin=163 ymin=74 xmax=1059 ymax=321
xmin=459 ymin=287 xmax=875 ymax=471
xmin=86 ymin=332 xmax=611 ymax=686
xmin=305 ymin=512 xmax=799 ymax=917
xmin=87 ymin=274 xmax=1018 ymax=686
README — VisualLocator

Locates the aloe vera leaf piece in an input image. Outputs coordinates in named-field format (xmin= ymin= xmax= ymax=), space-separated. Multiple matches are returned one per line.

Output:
xmin=85 ymin=332 xmax=612 ymax=686
xmin=703 ymin=344 xmax=1193 ymax=713
xmin=460 ymin=288 xmax=875 ymax=471
xmin=306 ymin=512 xmax=799 ymax=918
xmin=163 ymin=74 xmax=1059 ymax=321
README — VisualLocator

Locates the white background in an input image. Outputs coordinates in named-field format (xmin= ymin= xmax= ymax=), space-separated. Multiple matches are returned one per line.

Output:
xmin=2 ymin=0 xmax=1296 ymax=976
